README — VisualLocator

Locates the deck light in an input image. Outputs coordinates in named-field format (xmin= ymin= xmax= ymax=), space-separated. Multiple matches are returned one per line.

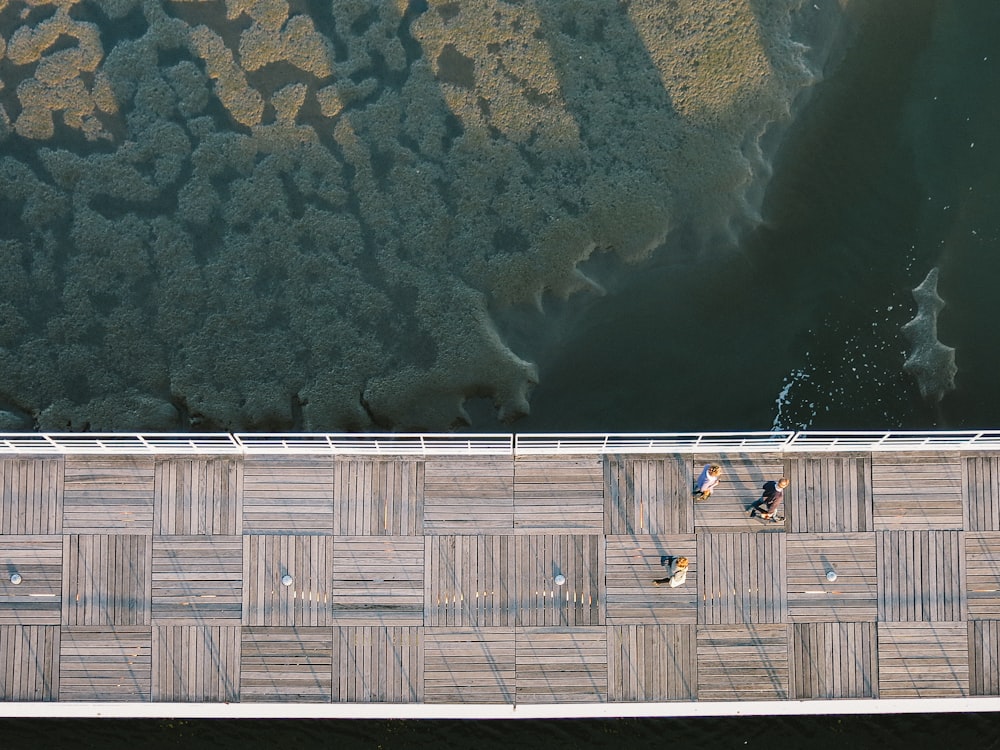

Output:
xmin=826 ymin=570 xmax=837 ymax=582
xmin=554 ymin=574 xmax=566 ymax=586
xmin=10 ymin=573 xmax=22 ymax=585
xmin=281 ymin=574 xmax=293 ymax=586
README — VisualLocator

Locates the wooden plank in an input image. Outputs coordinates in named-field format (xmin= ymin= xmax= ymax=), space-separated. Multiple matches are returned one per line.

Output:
xmin=151 ymin=536 xmax=243 ymax=624
xmin=872 ymin=455 xmax=963 ymax=530
xmin=0 ymin=625 xmax=60 ymax=700
xmin=63 ymin=457 xmax=154 ymax=534
xmin=243 ymin=456 xmax=333 ymax=533
xmin=0 ymin=458 xmax=63 ymax=534
xmin=965 ymin=532 xmax=1000 ymax=619
xmin=151 ymin=625 xmax=240 ymax=701
xmin=692 ymin=457 xmax=786 ymax=533
xmin=0 ymin=536 xmax=62 ymax=625
xmin=604 ymin=456 xmax=691 ymax=535
xmin=423 ymin=628 xmax=515 ymax=703
xmin=788 ymin=456 xmax=872 ymax=533
xmin=786 ymin=533 xmax=878 ymax=622
xmin=423 ymin=459 xmax=513 ymax=534
xmin=62 ymin=534 xmax=150 ymax=626
xmin=330 ymin=536 xmax=423 ymax=625
xmin=514 ymin=457 xmax=603 ymax=534
xmin=696 ymin=624 xmax=788 ymax=700
xmin=605 ymin=534 xmax=697 ymax=624
xmin=790 ymin=622 xmax=876 ymax=698
xmin=877 ymin=530 xmax=964 ymax=622
xmin=698 ymin=532 xmax=785 ymax=625
xmin=330 ymin=626 xmax=422 ymax=702
xmin=333 ymin=459 xmax=424 ymax=536
xmin=608 ymin=624 xmax=696 ymax=701
xmin=240 ymin=626 xmax=332 ymax=702
xmin=515 ymin=627 xmax=607 ymax=703
xmin=877 ymin=622 xmax=968 ymax=697
xmin=59 ymin=626 xmax=151 ymax=701
xmin=154 ymin=457 xmax=241 ymax=536
xmin=242 ymin=535 xmax=331 ymax=626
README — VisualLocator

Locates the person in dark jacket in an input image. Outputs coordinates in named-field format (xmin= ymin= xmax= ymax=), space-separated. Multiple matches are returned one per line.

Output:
xmin=750 ymin=476 xmax=789 ymax=520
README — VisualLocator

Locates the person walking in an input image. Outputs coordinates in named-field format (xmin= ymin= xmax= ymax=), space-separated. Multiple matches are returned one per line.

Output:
xmin=693 ymin=463 xmax=722 ymax=501
xmin=653 ymin=556 xmax=689 ymax=587
xmin=750 ymin=476 xmax=789 ymax=521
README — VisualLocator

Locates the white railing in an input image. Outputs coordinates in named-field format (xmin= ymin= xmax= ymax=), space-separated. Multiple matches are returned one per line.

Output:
xmin=1 ymin=430 xmax=999 ymax=455
xmin=514 ymin=432 xmax=794 ymax=454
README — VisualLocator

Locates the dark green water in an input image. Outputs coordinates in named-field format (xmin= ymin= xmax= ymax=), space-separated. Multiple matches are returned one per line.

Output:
xmin=505 ymin=0 xmax=1000 ymax=436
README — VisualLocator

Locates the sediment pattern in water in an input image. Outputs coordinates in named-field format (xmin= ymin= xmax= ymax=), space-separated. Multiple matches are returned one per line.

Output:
xmin=0 ymin=0 xmax=819 ymax=431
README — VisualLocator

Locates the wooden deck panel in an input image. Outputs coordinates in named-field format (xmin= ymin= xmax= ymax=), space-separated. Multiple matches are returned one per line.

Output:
xmin=425 ymin=535 xmax=516 ymax=627
xmin=151 ymin=536 xmax=243 ymax=624
xmin=330 ymin=536 xmax=423 ymax=625
xmin=692 ymin=457 xmax=787 ymax=533
xmin=1 ymin=625 xmax=59 ymax=700
xmin=514 ymin=458 xmax=604 ymax=533
xmin=872 ymin=455 xmax=964 ymax=530
xmin=696 ymin=624 xmax=789 ymax=700
xmin=333 ymin=459 xmax=423 ymax=536
xmin=243 ymin=535 xmax=331 ymax=626
xmin=423 ymin=628 xmax=515 ymax=703
xmin=965 ymin=456 xmax=1000 ymax=531
xmin=59 ymin=626 xmax=151 ymax=701
xmin=965 ymin=532 xmax=1000 ymax=619
xmin=788 ymin=456 xmax=873 ymax=533
xmin=242 ymin=456 xmax=333 ymax=534
xmin=7 ymin=447 xmax=1000 ymax=704
xmin=151 ymin=625 xmax=240 ymax=701
xmin=62 ymin=534 xmax=150 ymax=626
xmin=0 ymin=536 xmax=62 ymax=625
xmin=514 ymin=534 xmax=602 ymax=627
xmin=969 ymin=620 xmax=1000 ymax=696
xmin=240 ymin=626 xmax=332 ymax=702
xmin=786 ymin=534 xmax=878 ymax=622
xmin=877 ymin=622 xmax=969 ymax=697
xmin=698 ymin=532 xmax=785 ymax=625
xmin=608 ymin=624 xmax=697 ymax=701
xmin=876 ymin=530 xmax=964 ymax=622
xmin=604 ymin=456 xmax=691 ymax=535
xmin=63 ymin=457 xmax=154 ymax=534
xmin=790 ymin=622 xmax=877 ymax=698
xmin=0 ymin=458 xmax=63 ymax=535
xmin=515 ymin=628 xmax=608 ymax=703
xmin=423 ymin=459 xmax=513 ymax=534
xmin=604 ymin=535 xmax=697 ymax=624
xmin=153 ymin=457 xmax=241 ymax=536
xmin=332 ymin=626 xmax=422 ymax=702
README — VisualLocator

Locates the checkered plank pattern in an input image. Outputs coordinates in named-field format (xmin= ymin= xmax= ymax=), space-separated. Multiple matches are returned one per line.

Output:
xmin=515 ymin=628 xmax=608 ymax=703
xmin=877 ymin=622 xmax=969 ymax=697
xmin=59 ymin=626 xmax=151 ymax=701
xmin=63 ymin=457 xmax=154 ymax=533
xmin=240 ymin=626 xmax=332 ymax=702
xmin=0 ymin=625 xmax=60 ymax=700
xmin=152 ymin=536 xmax=243 ymax=624
xmin=608 ymin=624 xmax=697 ymax=701
xmin=333 ymin=459 xmax=423 ymax=535
xmin=604 ymin=456 xmax=692 ymax=534
xmin=332 ymin=626 xmax=422 ymax=702
xmin=697 ymin=624 xmax=789 ymax=700
xmin=242 ymin=456 xmax=333 ymax=533
xmin=0 ymin=457 xmax=62 ymax=534
xmin=790 ymin=622 xmax=877 ymax=698
xmin=0 ymin=536 xmax=62 ymax=624
xmin=423 ymin=628 xmax=515 ymax=704
xmin=154 ymin=457 xmax=241 ymax=535
xmin=787 ymin=456 xmax=873 ymax=533
xmin=151 ymin=625 xmax=240 ymax=701
xmin=872 ymin=454 xmax=963 ymax=530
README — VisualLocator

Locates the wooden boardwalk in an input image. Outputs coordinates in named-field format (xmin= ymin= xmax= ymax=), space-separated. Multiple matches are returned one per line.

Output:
xmin=2 ymin=449 xmax=1000 ymax=705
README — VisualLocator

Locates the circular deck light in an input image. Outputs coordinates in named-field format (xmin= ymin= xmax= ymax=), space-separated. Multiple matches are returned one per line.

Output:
xmin=826 ymin=570 xmax=838 ymax=582
xmin=281 ymin=574 xmax=293 ymax=586
xmin=10 ymin=573 xmax=22 ymax=585
xmin=554 ymin=574 xmax=566 ymax=586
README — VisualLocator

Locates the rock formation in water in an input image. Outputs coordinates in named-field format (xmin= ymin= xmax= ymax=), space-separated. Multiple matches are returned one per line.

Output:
xmin=901 ymin=267 xmax=957 ymax=403
xmin=0 ymin=0 xmax=829 ymax=431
